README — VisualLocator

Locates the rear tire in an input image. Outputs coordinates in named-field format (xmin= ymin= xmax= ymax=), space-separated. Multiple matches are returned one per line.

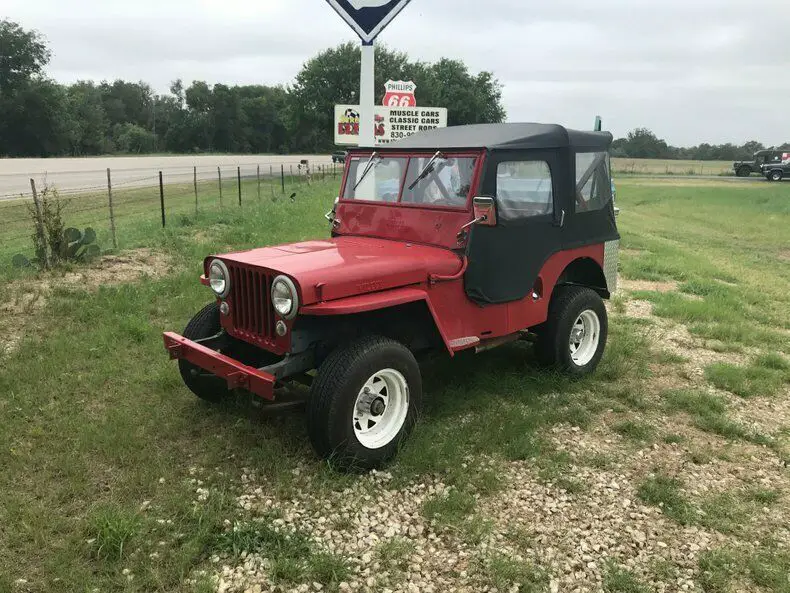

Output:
xmin=536 ymin=286 xmax=608 ymax=377
xmin=736 ymin=167 xmax=751 ymax=177
xmin=307 ymin=335 xmax=422 ymax=471
xmin=179 ymin=302 xmax=230 ymax=403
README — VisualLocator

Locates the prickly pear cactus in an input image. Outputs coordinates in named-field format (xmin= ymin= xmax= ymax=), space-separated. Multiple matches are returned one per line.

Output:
xmin=11 ymin=226 xmax=102 ymax=268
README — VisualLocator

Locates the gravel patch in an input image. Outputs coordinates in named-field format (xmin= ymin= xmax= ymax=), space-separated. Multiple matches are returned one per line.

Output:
xmin=198 ymin=281 xmax=788 ymax=593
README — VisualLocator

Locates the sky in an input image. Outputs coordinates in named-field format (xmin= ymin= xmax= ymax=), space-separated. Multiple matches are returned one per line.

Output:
xmin=5 ymin=0 xmax=789 ymax=146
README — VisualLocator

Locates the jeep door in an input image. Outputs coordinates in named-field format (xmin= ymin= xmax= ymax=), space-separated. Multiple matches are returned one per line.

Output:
xmin=464 ymin=149 xmax=569 ymax=304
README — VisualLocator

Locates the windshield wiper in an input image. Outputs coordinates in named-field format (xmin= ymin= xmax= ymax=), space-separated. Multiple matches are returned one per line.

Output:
xmin=353 ymin=151 xmax=381 ymax=190
xmin=408 ymin=151 xmax=445 ymax=190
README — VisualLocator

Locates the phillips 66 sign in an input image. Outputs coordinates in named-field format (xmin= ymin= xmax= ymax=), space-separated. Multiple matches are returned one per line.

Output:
xmin=382 ymin=80 xmax=416 ymax=107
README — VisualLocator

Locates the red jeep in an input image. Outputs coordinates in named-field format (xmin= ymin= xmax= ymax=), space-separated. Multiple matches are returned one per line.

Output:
xmin=164 ymin=123 xmax=620 ymax=469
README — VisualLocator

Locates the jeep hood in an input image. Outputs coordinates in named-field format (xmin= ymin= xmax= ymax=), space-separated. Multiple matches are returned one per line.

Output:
xmin=215 ymin=236 xmax=463 ymax=304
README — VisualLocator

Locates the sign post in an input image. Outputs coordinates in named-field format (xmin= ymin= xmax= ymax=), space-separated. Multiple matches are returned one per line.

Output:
xmin=324 ymin=1 xmax=413 ymax=147
xmin=359 ymin=42 xmax=376 ymax=147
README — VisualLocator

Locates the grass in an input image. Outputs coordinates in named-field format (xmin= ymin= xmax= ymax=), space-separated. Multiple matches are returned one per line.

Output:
xmin=478 ymin=553 xmax=548 ymax=593
xmin=2 ymin=174 xmax=790 ymax=589
xmin=637 ymin=474 xmax=696 ymax=525
xmin=611 ymin=158 xmax=733 ymax=176
xmin=211 ymin=520 xmax=351 ymax=589
xmin=699 ymin=547 xmax=790 ymax=593
xmin=376 ymin=537 xmax=415 ymax=571
xmin=705 ymin=360 xmax=789 ymax=398
xmin=612 ymin=419 xmax=654 ymax=442
xmin=603 ymin=562 xmax=651 ymax=593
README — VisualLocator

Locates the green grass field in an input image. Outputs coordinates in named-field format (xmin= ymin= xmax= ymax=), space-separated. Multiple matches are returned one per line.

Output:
xmin=611 ymin=158 xmax=734 ymax=176
xmin=0 ymin=176 xmax=788 ymax=592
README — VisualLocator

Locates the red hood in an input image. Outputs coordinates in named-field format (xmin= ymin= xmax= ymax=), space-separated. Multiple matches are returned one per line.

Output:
xmin=215 ymin=236 xmax=462 ymax=304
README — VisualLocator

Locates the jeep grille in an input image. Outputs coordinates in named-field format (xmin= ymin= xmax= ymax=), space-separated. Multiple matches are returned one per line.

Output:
xmin=225 ymin=263 xmax=275 ymax=344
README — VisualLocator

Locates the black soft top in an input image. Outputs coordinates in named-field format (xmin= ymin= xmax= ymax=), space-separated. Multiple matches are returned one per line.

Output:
xmin=385 ymin=123 xmax=612 ymax=152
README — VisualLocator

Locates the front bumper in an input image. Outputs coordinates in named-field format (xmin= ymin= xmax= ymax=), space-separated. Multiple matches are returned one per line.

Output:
xmin=163 ymin=331 xmax=276 ymax=400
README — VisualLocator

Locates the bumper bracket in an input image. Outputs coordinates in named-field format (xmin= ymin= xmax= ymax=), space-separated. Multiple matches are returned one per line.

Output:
xmin=163 ymin=331 xmax=276 ymax=400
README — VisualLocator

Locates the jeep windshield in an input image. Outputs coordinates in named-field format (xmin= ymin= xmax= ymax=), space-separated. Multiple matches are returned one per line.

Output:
xmin=342 ymin=155 xmax=477 ymax=208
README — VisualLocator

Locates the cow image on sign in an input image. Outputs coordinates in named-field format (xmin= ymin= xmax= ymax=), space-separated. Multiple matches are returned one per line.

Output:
xmin=383 ymin=80 xmax=416 ymax=107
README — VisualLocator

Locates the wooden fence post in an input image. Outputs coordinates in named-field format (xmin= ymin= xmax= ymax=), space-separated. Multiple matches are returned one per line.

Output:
xmin=237 ymin=166 xmax=242 ymax=206
xmin=159 ymin=171 xmax=165 ymax=228
xmin=257 ymin=165 xmax=261 ymax=200
xmin=106 ymin=168 xmax=118 ymax=249
xmin=193 ymin=166 xmax=198 ymax=215
xmin=29 ymin=178 xmax=48 ymax=269
xmin=281 ymin=164 xmax=285 ymax=192
xmin=218 ymin=167 xmax=223 ymax=207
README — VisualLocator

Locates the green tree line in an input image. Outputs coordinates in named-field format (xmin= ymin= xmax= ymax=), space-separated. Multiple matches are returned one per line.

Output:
xmin=0 ymin=20 xmax=505 ymax=157
xmin=612 ymin=128 xmax=790 ymax=161
xmin=2 ymin=19 xmax=786 ymax=160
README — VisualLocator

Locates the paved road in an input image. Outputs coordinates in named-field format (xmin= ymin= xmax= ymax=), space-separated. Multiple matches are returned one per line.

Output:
xmin=0 ymin=154 xmax=335 ymax=200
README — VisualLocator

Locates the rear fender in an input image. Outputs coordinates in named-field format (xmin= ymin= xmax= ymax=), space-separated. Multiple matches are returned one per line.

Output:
xmin=555 ymin=254 xmax=612 ymax=298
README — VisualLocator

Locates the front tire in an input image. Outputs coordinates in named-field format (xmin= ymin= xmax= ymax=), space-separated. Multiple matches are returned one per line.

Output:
xmin=536 ymin=286 xmax=608 ymax=377
xmin=179 ymin=302 xmax=230 ymax=403
xmin=307 ymin=335 xmax=422 ymax=471
xmin=769 ymin=170 xmax=783 ymax=182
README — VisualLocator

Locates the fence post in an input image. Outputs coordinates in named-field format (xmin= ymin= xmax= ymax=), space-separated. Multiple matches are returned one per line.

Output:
xmin=281 ymin=164 xmax=285 ymax=192
xmin=106 ymin=168 xmax=118 ymax=249
xmin=29 ymin=178 xmax=48 ymax=269
xmin=257 ymin=165 xmax=261 ymax=200
xmin=193 ymin=166 xmax=198 ymax=215
xmin=218 ymin=167 xmax=223 ymax=207
xmin=159 ymin=171 xmax=166 ymax=228
xmin=237 ymin=166 xmax=242 ymax=206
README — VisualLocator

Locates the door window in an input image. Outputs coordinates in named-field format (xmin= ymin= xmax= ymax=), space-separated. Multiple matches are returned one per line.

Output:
xmin=575 ymin=152 xmax=612 ymax=212
xmin=495 ymin=161 xmax=553 ymax=220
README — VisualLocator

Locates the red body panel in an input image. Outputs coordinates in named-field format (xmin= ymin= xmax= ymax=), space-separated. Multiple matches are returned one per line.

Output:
xmin=301 ymin=286 xmax=427 ymax=315
xmin=292 ymin=242 xmax=606 ymax=356
xmin=217 ymin=237 xmax=464 ymax=305
xmin=163 ymin=332 xmax=276 ymax=399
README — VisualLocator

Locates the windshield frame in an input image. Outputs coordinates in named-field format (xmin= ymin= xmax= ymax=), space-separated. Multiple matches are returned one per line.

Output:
xmin=339 ymin=150 xmax=484 ymax=211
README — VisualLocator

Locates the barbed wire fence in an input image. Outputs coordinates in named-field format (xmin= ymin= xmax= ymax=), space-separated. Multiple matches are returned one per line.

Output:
xmin=0 ymin=159 xmax=340 ymax=262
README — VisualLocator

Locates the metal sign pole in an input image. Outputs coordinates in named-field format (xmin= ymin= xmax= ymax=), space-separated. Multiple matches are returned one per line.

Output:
xmin=359 ymin=41 xmax=376 ymax=148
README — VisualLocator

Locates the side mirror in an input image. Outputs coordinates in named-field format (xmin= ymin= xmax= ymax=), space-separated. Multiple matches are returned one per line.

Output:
xmin=473 ymin=197 xmax=497 ymax=227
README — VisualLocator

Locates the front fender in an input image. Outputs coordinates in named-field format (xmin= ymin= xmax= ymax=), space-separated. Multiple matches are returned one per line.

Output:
xmin=299 ymin=286 xmax=454 ymax=353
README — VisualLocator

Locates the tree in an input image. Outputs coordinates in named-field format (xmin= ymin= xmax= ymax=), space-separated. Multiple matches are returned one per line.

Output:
xmin=287 ymin=42 xmax=506 ymax=152
xmin=65 ymin=82 xmax=108 ymax=155
xmin=0 ymin=19 xmax=50 ymax=94
xmin=2 ymin=79 xmax=69 ymax=156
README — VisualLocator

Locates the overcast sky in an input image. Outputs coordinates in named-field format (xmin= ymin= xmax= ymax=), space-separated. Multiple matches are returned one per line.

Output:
xmin=5 ymin=0 xmax=789 ymax=146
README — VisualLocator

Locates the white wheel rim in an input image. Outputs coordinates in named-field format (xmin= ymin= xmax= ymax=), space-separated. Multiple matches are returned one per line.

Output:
xmin=353 ymin=368 xmax=409 ymax=450
xmin=569 ymin=309 xmax=601 ymax=366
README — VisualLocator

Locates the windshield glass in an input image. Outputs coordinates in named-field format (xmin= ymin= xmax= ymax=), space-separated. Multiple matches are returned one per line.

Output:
xmin=342 ymin=157 xmax=407 ymax=202
xmin=342 ymin=155 xmax=477 ymax=208
xmin=402 ymin=157 xmax=476 ymax=207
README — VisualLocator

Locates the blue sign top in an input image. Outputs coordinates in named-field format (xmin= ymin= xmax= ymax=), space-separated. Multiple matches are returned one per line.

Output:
xmin=325 ymin=0 xmax=413 ymax=44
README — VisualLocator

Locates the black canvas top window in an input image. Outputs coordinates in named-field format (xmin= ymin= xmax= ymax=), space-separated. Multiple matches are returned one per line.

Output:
xmin=575 ymin=152 xmax=612 ymax=213
xmin=495 ymin=160 xmax=554 ymax=220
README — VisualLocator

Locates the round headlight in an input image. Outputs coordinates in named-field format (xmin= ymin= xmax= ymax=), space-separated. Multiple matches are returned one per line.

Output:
xmin=271 ymin=275 xmax=298 ymax=319
xmin=208 ymin=259 xmax=230 ymax=298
